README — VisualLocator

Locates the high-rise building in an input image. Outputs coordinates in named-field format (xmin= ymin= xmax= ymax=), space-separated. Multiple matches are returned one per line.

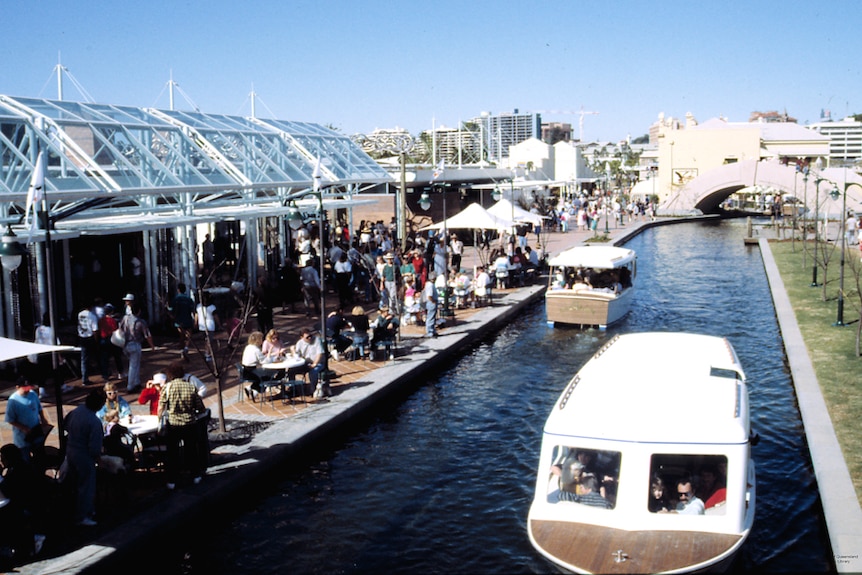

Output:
xmin=807 ymin=117 xmax=862 ymax=167
xmin=474 ymin=110 xmax=542 ymax=164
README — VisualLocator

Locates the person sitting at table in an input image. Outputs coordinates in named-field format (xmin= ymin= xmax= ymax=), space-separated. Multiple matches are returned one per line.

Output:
xmin=453 ymin=270 xmax=471 ymax=308
xmin=347 ymin=305 xmax=371 ymax=360
xmin=292 ymin=328 xmax=327 ymax=396
xmin=102 ymin=408 xmax=121 ymax=436
xmin=97 ymin=382 xmax=131 ymax=423
xmin=402 ymin=277 xmax=421 ymax=324
xmin=101 ymin=412 xmax=134 ymax=471
xmin=371 ymin=306 xmax=400 ymax=360
xmin=473 ymin=265 xmax=492 ymax=305
xmin=138 ymin=373 xmax=166 ymax=415
xmin=325 ymin=308 xmax=352 ymax=361
xmin=261 ymin=329 xmax=286 ymax=361
xmin=494 ymin=253 xmax=511 ymax=289
xmin=241 ymin=330 xmax=271 ymax=401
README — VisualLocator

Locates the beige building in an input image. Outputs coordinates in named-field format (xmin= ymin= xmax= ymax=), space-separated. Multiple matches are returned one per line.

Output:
xmin=654 ymin=114 xmax=830 ymax=205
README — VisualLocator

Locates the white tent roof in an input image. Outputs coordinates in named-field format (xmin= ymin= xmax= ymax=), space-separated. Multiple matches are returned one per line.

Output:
xmin=548 ymin=246 xmax=636 ymax=269
xmin=0 ymin=337 xmax=74 ymax=363
xmin=487 ymin=198 xmax=547 ymax=226
xmin=419 ymin=202 xmax=517 ymax=232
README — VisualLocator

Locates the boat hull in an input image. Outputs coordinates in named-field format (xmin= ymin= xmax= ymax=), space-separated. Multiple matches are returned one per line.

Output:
xmin=545 ymin=287 xmax=633 ymax=328
xmin=528 ymin=519 xmax=745 ymax=574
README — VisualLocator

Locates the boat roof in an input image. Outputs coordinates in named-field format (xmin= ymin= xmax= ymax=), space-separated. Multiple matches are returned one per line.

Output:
xmin=545 ymin=332 xmax=749 ymax=445
xmin=547 ymin=245 xmax=636 ymax=269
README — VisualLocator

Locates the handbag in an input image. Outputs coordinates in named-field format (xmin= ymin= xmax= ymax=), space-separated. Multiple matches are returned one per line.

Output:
xmin=110 ymin=329 xmax=125 ymax=347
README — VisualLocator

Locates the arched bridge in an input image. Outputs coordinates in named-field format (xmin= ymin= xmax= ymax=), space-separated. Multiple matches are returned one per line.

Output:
xmin=657 ymin=160 xmax=862 ymax=217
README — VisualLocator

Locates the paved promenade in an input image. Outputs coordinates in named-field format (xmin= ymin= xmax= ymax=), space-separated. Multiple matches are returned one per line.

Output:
xmin=3 ymin=215 xmax=859 ymax=573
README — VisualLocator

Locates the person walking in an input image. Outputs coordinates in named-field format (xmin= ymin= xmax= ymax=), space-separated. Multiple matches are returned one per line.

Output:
xmin=63 ymin=390 xmax=104 ymax=526
xmin=76 ymin=302 xmax=99 ymax=385
xmin=4 ymin=378 xmax=51 ymax=469
xmin=158 ymin=361 xmax=208 ymax=490
xmin=97 ymin=304 xmax=124 ymax=382
xmin=423 ymin=271 xmax=439 ymax=338
xmin=120 ymin=302 xmax=154 ymax=393
xmin=168 ymin=283 xmax=196 ymax=360
xmin=300 ymin=259 xmax=322 ymax=317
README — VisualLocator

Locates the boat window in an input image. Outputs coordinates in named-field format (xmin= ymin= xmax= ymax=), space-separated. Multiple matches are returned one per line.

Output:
xmin=548 ymin=446 xmax=621 ymax=509
xmin=648 ymin=454 xmax=727 ymax=515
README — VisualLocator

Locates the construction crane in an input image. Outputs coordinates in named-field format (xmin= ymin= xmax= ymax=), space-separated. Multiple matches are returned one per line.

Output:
xmin=532 ymin=107 xmax=599 ymax=142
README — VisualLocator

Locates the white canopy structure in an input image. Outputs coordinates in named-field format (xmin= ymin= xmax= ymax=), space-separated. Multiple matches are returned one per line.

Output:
xmin=419 ymin=202 xmax=517 ymax=232
xmin=488 ymin=198 xmax=547 ymax=227
xmin=0 ymin=337 xmax=74 ymax=362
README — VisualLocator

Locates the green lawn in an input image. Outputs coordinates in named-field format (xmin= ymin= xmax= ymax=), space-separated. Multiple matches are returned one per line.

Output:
xmin=769 ymin=240 xmax=862 ymax=503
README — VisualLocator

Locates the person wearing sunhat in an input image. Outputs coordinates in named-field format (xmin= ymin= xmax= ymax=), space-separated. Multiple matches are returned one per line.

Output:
xmin=138 ymin=373 xmax=167 ymax=415
xmin=380 ymin=252 xmax=399 ymax=313
xmin=122 ymin=293 xmax=135 ymax=316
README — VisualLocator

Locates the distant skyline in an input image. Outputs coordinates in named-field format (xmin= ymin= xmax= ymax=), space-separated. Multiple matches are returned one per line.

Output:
xmin=3 ymin=0 xmax=860 ymax=142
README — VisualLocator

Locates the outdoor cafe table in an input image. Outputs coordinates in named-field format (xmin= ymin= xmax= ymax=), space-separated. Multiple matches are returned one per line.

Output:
xmin=125 ymin=414 xmax=159 ymax=437
xmin=259 ymin=356 xmax=308 ymax=401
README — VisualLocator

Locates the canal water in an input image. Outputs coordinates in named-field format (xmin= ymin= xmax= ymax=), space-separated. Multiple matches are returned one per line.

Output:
xmin=171 ymin=220 xmax=832 ymax=573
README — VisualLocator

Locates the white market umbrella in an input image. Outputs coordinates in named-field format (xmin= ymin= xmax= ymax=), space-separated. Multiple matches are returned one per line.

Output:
xmin=419 ymin=202 xmax=517 ymax=232
xmin=0 ymin=337 xmax=74 ymax=362
xmin=488 ymin=198 xmax=547 ymax=227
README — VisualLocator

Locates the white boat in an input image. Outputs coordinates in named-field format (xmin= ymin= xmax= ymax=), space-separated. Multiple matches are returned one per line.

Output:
xmin=528 ymin=332 xmax=756 ymax=574
xmin=545 ymin=246 xmax=636 ymax=329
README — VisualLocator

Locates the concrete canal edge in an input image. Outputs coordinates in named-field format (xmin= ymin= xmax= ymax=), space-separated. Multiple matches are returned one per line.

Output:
xmin=759 ymin=238 xmax=862 ymax=573
xmin=29 ymin=286 xmax=547 ymax=575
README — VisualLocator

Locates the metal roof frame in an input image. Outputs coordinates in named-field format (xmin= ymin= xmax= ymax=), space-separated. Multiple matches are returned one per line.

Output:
xmin=0 ymin=95 xmax=392 ymax=235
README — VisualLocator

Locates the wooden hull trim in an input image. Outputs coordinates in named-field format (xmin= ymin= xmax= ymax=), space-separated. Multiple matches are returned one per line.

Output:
xmin=529 ymin=518 xmax=746 ymax=574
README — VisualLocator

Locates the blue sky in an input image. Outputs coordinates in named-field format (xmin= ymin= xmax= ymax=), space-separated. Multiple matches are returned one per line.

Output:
xmin=3 ymin=0 xmax=860 ymax=142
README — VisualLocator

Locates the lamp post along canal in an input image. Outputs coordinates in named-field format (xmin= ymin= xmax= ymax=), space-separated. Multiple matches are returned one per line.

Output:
xmin=288 ymin=159 xmax=330 ymax=394
xmin=420 ymin=161 xmax=452 ymax=318
xmin=830 ymin=181 xmax=862 ymax=327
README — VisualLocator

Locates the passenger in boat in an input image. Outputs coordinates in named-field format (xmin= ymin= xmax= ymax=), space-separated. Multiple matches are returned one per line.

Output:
xmin=619 ymin=267 xmax=632 ymax=289
xmin=570 ymin=276 xmax=589 ymax=291
xmin=698 ymin=464 xmax=727 ymax=509
xmin=674 ymin=475 xmax=705 ymax=515
xmin=649 ymin=474 xmax=671 ymax=513
xmin=573 ymin=474 xmax=612 ymax=509
xmin=556 ymin=457 xmax=585 ymax=502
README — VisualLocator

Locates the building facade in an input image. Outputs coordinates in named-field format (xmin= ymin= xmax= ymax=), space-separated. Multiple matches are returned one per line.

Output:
xmin=807 ymin=117 xmax=862 ymax=167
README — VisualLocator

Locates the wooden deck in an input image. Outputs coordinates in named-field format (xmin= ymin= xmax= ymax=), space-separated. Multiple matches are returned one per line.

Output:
xmin=529 ymin=519 xmax=742 ymax=573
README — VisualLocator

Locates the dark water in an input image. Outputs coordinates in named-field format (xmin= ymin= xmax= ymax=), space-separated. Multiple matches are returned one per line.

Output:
xmin=174 ymin=220 xmax=832 ymax=573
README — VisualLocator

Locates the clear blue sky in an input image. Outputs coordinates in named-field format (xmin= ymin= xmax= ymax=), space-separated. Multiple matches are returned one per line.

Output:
xmin=3 ymin=0 xmax=860 ymax=142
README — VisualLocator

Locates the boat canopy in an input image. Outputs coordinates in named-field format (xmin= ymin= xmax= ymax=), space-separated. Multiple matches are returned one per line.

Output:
xmin=545 ymin=332 xmax=749 ymax=445
xmin=548 ymin=246 xmax=635 ymax=270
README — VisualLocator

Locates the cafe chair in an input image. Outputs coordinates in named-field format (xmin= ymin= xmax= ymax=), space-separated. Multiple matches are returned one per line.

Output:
xmin=259 ymin=369 xmax=286 ymax=408
xmin=236 ymin=363 xmax=255 ymax=402
xmin=280 ymin=377 xmax=307 ymax=406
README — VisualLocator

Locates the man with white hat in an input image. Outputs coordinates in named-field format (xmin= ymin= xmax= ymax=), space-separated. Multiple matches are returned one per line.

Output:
xmin=380 ymin=252 xmax=399 ymax=313
xmin=122 ymin=293 xmax=135 ymax=316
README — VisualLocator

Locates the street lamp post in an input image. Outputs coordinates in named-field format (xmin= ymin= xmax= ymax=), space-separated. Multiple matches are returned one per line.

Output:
xmin=812 ymin=175 xmax=823 ymax=287
xmin=830 ymin=181 xmax=862 ymax=327
xmin=801 ymin=168 xmax=808 ymax=269
xmin=0 ymin=226 xmax=27 ymax=338
xmin=0 ymin=226 xmax=27 ymax=273
xmin=419 ymin=181 xmax=452 ymax=318
xmin=287 ymin=167 xmax=331 ymax=396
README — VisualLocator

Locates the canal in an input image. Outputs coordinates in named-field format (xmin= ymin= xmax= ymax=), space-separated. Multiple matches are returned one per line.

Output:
xmin=170 ymin=219 xmax=832 ymax=573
